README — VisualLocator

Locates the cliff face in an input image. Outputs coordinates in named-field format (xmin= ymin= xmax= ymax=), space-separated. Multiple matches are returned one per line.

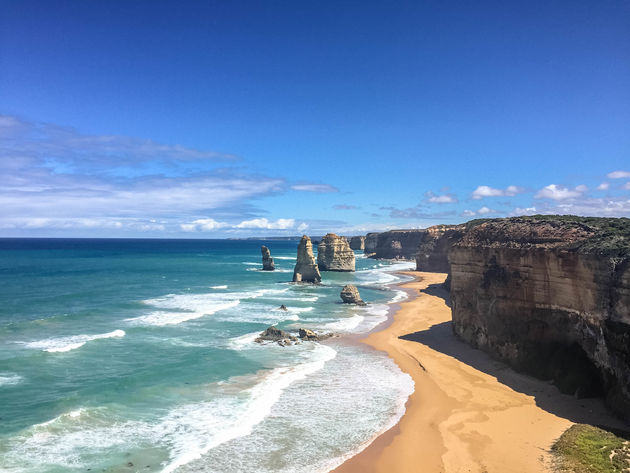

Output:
xmin=317 ymin=233 xmax=355 ymax=271
xmin=364 ymin=232 xmax=379 ymax=255
xmin=349 ymin=236 xmax=365 ymax=250
xmin=371 ymin=229 xmax=427 ymax=259
xmin=415 ymin=224 xmax=466 ymax=272
xmin=449 ymin=216 xmax=630 ymax=418
xmin=293 ymin=235 xmax=322 ymax=283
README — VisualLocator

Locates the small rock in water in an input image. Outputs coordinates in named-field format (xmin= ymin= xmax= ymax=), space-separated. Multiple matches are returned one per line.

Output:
xmin=279 ymin=304 xmax=288 ymax=311
xmin=340 ymin=284 xmax=367 ymax=305
xmin=261 ymin=245 xmax=275 ymax=271
xmin=255 ymin=326 xmax=297 ymax=345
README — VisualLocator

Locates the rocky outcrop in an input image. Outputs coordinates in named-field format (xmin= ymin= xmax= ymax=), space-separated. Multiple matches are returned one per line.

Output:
xmin=371 ymin=229 xmax=427 ymax=259
xmin=255 ymin=326 xmax=297 ymax=346
xmin=293 ymin=235 xmax=322 ymax=283
xmin=415 ymin=224 xmax=466 ymax=272
xmin=261 ymin=245 xmax=275 ymax=271
xmin=364 ymin=232 xmax=379 ymax=256
xmin=349 ymin=236 xmax=365 ymax=250
xmin=317 ymin=233 xmax=355 ymax=271
xmin=340 ymin=284 xmax=366 ymax=305
xmin=298 ymin=328 xmax=334 ymax=341
xmin=449 ymin=216 xmax=630 ymax=418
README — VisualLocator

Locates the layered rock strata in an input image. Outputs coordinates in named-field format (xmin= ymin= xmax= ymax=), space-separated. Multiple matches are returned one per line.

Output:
xmin=292 ymin=235 xmax=322 ymax=283
xmin=340 ymin=284 xmax=366 ymax=305
xmin=449 ymin=216 xmax=630 ymax=418
xmin=261 ymin=245 xmax=275 ymax=271
xmin=317 ymin=233 xmax=355 ymax=271
xmin=372 ymin=229 xmax=427 ymax=259
xmin=415 ymin=224 xmax=466 ymax=272
xmin=349 ymin=236 xmax=365 ymax=250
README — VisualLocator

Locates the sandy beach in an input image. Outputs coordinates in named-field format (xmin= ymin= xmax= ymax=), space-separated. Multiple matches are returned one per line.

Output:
xmin=334 ymin=271 xmax=625 ymax=473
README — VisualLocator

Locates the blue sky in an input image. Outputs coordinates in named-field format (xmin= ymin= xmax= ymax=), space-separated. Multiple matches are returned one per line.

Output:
xmin=1 ymin=0 xmax=629 ymax=237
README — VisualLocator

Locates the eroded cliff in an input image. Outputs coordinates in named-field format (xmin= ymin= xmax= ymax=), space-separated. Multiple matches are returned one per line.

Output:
xmin=317 ymin=233 xmax=355 ymax=271
xmin=449 ymin=216 xmax=630 ymax=418
xmin=369 ymin=229 xmax=427 ymax=259
xmin=415 ymin=224 xmax=466 ymax=272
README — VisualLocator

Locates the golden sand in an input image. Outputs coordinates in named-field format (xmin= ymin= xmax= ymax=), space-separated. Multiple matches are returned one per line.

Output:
xmin=334 ymin=271 xmax=623 ymax=473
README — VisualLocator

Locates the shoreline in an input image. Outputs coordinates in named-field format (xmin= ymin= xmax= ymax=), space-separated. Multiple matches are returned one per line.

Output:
xmin=332 ymin=270 xmax=626 ymax=473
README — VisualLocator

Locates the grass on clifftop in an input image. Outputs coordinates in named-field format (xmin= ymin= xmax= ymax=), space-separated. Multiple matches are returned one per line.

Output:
xmin=552 ymin=424 xmax=630 ymax=473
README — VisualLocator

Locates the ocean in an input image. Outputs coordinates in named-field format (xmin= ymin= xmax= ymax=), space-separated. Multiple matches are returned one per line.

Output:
xmin=0 ymin=238 xmax=414 ymax=473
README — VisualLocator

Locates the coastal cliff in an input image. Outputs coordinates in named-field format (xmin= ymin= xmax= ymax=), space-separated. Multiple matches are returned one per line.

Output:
xmin=449 ymin=216 xmax=630 ymax=418
xmin=369 ymin=229 xmax=426 ymax=259
xmin=317 ymin=233 xmax=355 ymax=271
xmin=415 ymin=224 xmax=466 ymax=273
xmin=349 ymin=236 xmax=365 ymax=250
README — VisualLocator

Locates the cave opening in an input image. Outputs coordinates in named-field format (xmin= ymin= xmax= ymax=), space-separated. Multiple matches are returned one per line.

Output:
xmin=519 ymin=341 xmax=605 ymax=399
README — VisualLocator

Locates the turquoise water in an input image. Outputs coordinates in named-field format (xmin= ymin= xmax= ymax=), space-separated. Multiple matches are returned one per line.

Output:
xmin=0 ymin=238 xmax=414 ymax=473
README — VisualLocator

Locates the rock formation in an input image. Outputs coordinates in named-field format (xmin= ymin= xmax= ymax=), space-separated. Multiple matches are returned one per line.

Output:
xmin=292 ymin=235 xmax=322 ymax=283
xmin=349 ymin=236 xmax=365 ymax=250
xmin=261 ymin=245 xmax=275 ymax=271
xmin=298 ymin=328 xmax=334 ymax=341
xmin=364 ymin=232 xmax=379 ymax=256
xmin=449 ymin=216 xmax=630 ymax=418
xmin=317 ymin=233 xmax=355 ymax=271
xmin=255 ymin=326 xmax=297 ymax=346
xmin=415 ymin=224 xmax=466 ymax=272
xmin=340 ymin=284 xmax=366 ymax=305
xmin=371 ymin=229 xmax=427 ymax=259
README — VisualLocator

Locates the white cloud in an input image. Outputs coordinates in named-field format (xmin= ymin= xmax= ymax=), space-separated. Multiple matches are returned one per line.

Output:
xmin=607 ymin=171 xmax=630 ymax=179
xmin=597 ymin=182 xmax=610 ymax=191
xmin=461 ymin=210 xmax=476 ymax=217
xmin=534 ymin=184 xmax=586 ymax=201
xmin=477 ymin=206 xmax=496 ymax=215
xmin=425 ymin=191 xmax=458 ymax=204
xmin=291 ymin=184 xmax=338 ymax=193
xmin=180 ymin=218 xmax=229 ymax=232
xmin=624 ymin=182 xmax=630 ymax=190
xmin=511 ymin=207 xmax=538 ymax=216
xmin=471 ymin=185 xmax=525 ymax=200
xmin=235 ymin=218 xmax=295 ymax=229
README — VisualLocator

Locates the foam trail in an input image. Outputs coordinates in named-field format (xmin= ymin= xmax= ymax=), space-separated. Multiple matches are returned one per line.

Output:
xmin=25 ymin=330 xmax=125 ymax=353
xmin=210 ymin=285 xmax=228 ymax=289
xmin=0 ymin=373 xmax=23 ymax=387
xmin=160 ymin=344 xmax=337 ymax=473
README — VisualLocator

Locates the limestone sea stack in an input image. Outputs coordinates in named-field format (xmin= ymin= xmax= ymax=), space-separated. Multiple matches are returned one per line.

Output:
xmin=340 ymin=284 xmax=366 ymax=305
xmin=317 ymin=233 xmax=355 ymax=271
xmin=292 ymin=235 xmax=322 ymax=283
xmin=261 ymin=245 xmax=275 ymax=271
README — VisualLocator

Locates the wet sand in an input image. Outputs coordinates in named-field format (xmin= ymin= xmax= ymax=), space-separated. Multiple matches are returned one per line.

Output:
xmin=333 ymin=271 xmax=624 ymax=473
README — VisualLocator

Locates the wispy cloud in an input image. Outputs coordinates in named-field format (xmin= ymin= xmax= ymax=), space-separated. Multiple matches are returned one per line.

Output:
xmin=333 ymin=204 xmax=358 ymax=210
xmin=381 ymin=206 xmax=456 ymax=219
xmin=424 ymin=191 xmax=458 ymax=204
xmin=471 ymin=185 xmax=525 ymax=200
xmin=607 ymin=171 xmax=630 ymax=179
xmin=291 ymin=183 xmax=339 ymax=193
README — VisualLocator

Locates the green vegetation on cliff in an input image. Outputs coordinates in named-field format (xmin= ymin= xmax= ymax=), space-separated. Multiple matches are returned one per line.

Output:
xmin=461 ymin=215 xmax=630 ymax=257
xmin=552 ymin=424 xmax=630 ymax=473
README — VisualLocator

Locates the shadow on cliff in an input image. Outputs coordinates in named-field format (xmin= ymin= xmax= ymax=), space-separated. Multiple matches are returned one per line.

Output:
xmin=400 ymin=321 xmax=628 ymax=431
xmin=418 ymin=282 xmax=451 ymax=308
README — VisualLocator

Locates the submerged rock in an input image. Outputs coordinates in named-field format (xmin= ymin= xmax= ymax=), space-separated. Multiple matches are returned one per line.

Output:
xmin=292 ymin=235 xmax=322 ymax=283
xmin=261 ymin=245 xmax=275 ymax=271
xmin=278 ymin=304 xmax=288 ymax=311
xmin=340 ymin=284 xmax=366 ymax=305
xmin=255 ymin=326 xmax=297 ymax=345
xmin=317 ymin=233 xmax=355 ymax=271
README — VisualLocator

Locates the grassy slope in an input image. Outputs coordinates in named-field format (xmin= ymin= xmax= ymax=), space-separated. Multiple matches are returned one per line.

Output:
xmin=552 ymin=424 xmax=630 ymax=473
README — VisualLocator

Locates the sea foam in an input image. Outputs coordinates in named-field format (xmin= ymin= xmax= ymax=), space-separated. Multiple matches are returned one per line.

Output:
xmin=24 ymin=329 xmax=125 ymax=353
